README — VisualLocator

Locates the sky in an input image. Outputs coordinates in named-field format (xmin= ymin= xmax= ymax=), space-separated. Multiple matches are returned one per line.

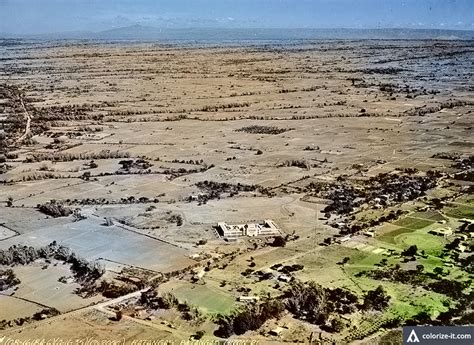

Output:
xmin=0 ymin=0 xmax=473 ymax=35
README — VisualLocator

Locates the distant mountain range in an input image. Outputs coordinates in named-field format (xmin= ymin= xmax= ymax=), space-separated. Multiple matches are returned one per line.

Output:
xmin=1 ymin=25 xmax=473 ymax=41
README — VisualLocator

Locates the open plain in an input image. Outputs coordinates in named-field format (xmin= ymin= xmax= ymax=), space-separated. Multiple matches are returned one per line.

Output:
xmin=0 ymin=39 xmax=473 ymax=343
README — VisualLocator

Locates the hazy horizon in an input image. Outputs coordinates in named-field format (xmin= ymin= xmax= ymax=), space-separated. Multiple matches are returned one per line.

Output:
xmin=1 ymin=0 xmax=473 ymax=36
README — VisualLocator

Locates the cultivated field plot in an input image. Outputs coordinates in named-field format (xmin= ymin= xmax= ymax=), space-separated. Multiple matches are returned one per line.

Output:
xmin=0 ymin=218 xmax=195 ymax=273
xmin=393 ymin=216 xmax=436 ymax=230
xmin=0 ymin=296 xmax=43 ymax=321
xmin=444 ymin=202 xmax=474 ymax=219
xmin=3 ymin=264 xmax=105 ymax=315
xmin=0 ymin=224 xmax=17 ymax=240
xmin=1 ymin=309 xmax=181 ymax=341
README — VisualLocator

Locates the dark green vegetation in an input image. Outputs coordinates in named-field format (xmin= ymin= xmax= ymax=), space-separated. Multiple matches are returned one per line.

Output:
xmin=139 ymin=289 xmax=203 ymax=322
xmin=0 ymin=308 xmax=60 ymax=330
xmin=0 ymin=268 xmax=20 ymax=291
xmin=37 ymin=200 xmax=73 ymax=217
xmin=215 ymin=280 xmax=390 ymax=338
xmin=235 ymin=125 xmax=293 ymax=135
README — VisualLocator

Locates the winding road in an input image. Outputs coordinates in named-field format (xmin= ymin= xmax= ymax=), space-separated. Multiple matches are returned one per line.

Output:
xmin=15 ymin=96 xmax=32 ymax=143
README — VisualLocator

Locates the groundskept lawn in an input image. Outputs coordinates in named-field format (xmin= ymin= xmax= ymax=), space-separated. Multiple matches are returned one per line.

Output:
xmin=397 ymin=232 xmax=445 ymax=255
xmin=170 ymin=282 xmax=236 ymax=315
xmin=377 ymin=226 xmax=415 ymax=244
xmin=393 ymin=216 xmax=436 ymax=230
xmin=377 ymin=226 xmax=445 ymax=255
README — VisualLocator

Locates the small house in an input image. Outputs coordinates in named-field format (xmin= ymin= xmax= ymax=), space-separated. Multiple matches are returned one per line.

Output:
xmin=429 ymin=227 xmax=453 ymax=237
xmin=278 ymin=274 xmax=292 ymax=283
xmin=238 ymin=296 xmax=260 ymax=302
xmin=269 ymin=326 xmax=284 ymax=336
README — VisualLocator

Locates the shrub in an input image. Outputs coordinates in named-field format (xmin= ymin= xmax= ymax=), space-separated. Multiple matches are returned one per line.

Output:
xmin=37 ymin=200 xmax=72 ymax=217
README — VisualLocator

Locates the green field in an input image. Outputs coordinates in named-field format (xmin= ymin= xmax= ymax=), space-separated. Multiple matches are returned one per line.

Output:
xmin=443 ymin=204 xmax=474 ymax=219
xmin=410 ymin=210 xmax=446 ymax=222
xmin=393 ymin=216 xmax=436 ymax=229
xmin=378 ymin=227 xmax=415 ymax=244
xmin=396 ymin=231 xmax=445 ymax=255
xmin=171 ymin=283 xmax=236 ymax=315
xmin=387 ymin=290 xmax=450 ymax=320
xmin=377 ymin=227 xmax=444 ymax=255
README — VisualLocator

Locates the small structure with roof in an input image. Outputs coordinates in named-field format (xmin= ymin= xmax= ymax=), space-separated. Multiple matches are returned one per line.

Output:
xmin=429 ymin=227 xmax=453 ymax=237
xmin=238 ymin=296 xmax=260 ymax=302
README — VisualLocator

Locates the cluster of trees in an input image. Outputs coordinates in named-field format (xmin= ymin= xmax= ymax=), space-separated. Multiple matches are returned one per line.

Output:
xmin=213 ymin=280 xmax=391 ymax=338
xmin=0 ymin=308 xmax=60 ymax=330
xmin=278 ymin=86 xmax=321 ymax=94
xmin=286 ymin=281 xmax=391 ymax=328
xmin=305 ymin=172 xmax=440 ymax=217
xmin=432 ymin=152 xmax=462 ymax=160
xmin=75 ymin=125 xmax=104 ymax=133
xmin=0 ymin=84 xmax=34 ymax=143
xmin=278 ymin=264 xmax=304 ymax=275
xmin=358 ymin=67 xmax=405 ymax=75
xmin=270 ymin=236 xmax=287 ymax=247
xmin=235 ymin=125 xmax=292 ymax=135
xmin=279 ymin=159 xmax=313 ymax=170
xmin=167 ymin=213 xmax=183 ymax=226
xmin=0 ymin=268 xmax=20 ymax=291
xmin=91 ymin=280 xmax=138 ymax=299
xmin=359 ymin=265 xmax=426 ymax=287
xmin=64 ymin=195 xmax=161 ymax=206
xmin=170 ymin=158 xmax=205 ymax=166
xmin=195 ymin=180 xmax=259 ymax=202
xmin=402 ymin=245 xmax=418 ymax=257
xmin=163 ymin=165 xmax=212 ymax=179
xmin=37 ymin=200 xmax=72 ymax=217
xmin=215 ymin=298 xmax=285 ymax=338
xmin=339 ymin=209 xmax=405 ymax=235
xmin=323 ymin=183 xmax=362 ymax=215
xmin=454 ymin=170 xmax=474 ymax=182
xmin=403 ymin=100 xmax=473 ymax=117
xmin=451 ymin=156 xmax=474 ymax=181
xmin=7 ymin=171 xmax=66 ymax=183
xmin=139 ymin=289 xmax=202 ymax=322
xmin=359 ymin=262 xmax=470 ymax=300
xmin=140 ymin=289 xmax=176 ymax=309
xmin=26 ymin=150 xmax=132 ymax=163
xmin=367 ymin=173 xmax=438 ymax=203
xmin=304 ymin=145 xmax=320 ymax=151
xmin=199 ymin=102 xmax=250 ymax=112
xmin=118 ymin=159 xmax=153 ymax=171
xmin=284 ymin=281 xmax=360 ymax=326
xmin=432 ymin=293 xmax=474 ymax=326
xmin=34 ymin=103 xmax=100 ymax=122
xmin=452 ymin=155 xmax=473 ymax=170
xmin=428 ymin=279 xmax=471 ymax=300
xmin=0 ymin=162 xmax=11 ymax=174
xmin=362 ymin=286 xmax=391 ymax=311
